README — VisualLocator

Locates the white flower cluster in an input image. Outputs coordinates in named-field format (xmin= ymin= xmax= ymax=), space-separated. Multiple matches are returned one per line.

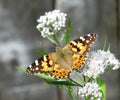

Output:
xmin=78 ymin=82 xmax=102 ymax=100
xmin=82 ymin=50 xmax=120 ymax=78
xmin=36 ymin=10 xmax=67 ymax=38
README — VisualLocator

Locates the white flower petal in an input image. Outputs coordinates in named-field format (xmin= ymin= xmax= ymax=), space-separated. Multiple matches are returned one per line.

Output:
xmin=36 ymin=10 xmax=67 ymax=38
xmin=81 ymin=50 xmax=120 ymax=78
xmin=78 ymin=82 xmax=102 ymax=100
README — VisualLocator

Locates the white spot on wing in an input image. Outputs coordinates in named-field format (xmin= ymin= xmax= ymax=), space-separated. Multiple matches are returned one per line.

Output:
xmin=87 ymin=34 xmax=91 ymax=37
xmin=80 ymin=36 xmax=85 ymax=41
xmin=86 ymin=40 xmax=89 ymax=43
xmin=71 ymin=41 xmax=77 ymax=45
xmin=88 ymin=48 xmax=90 ymax=51
xmin=29 ymin=65 xmax=32 ymax=68
xmin=44 ymin=56 xmax=47 ymax=61
xmin=35 ymin=60 xmax=39 ymax=66
xmin=35 ymin=67 xmax=39 ymax=70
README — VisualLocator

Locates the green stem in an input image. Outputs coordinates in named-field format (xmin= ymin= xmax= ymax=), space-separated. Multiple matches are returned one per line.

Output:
xmin=84 ymin=97 xmax=89 ymax=100
xmin=53 ymin=32 xmax=61 ymax=47
xmin=67 ymin=86 xmax=76 ymax=100
xmin=76 ymin=87 xmax=79 ymax=100
xmin=46 ymin=31 xmax=61 ymax=46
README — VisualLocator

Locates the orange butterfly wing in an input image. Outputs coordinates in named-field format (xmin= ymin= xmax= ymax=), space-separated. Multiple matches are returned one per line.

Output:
xmin=26 ymin=33 xmax=97 ymax=78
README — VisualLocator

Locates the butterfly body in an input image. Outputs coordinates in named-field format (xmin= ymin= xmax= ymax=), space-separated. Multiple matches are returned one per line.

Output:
xmin=26 ymin=33 xmax=97 ymax=79
xmin=55 ymin=47 xmax=73 ymax=70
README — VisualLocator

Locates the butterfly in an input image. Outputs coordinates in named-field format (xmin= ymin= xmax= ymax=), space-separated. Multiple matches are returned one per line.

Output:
xmin=26 ymin=33 xmax=97 ymax=79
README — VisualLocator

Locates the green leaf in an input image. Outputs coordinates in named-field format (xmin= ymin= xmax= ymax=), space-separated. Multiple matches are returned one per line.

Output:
xmin=77 ymin=31 xmax=81 ymax=37
xmin=36 ymin=74 xmax=54 ymax=80
xmin=17 ymin=66 xmax=83 ymax=84
xmin=107 ymin=44 xmax=111 ymax=51
xmin=65 ymin=19 xmax=72 ymax=44
xmin=45 ymin=80 xmax=77 ymax=86
xmin=16 ymin=66 xmax=26 ymax=72
xmin=17 ymin=67 xmax=54 ymax=80
xmin=84 ymin=97 xmax=89 ymax=100
xmin=68 ymin=78 xmax=83 ymax=87
xmin=102 ymin=37 xmax=107 ymax=51
xmin=36 ymin=50 xmax=48 ymax=56
xmin=97 ymin=78 xmax=106 ymax=100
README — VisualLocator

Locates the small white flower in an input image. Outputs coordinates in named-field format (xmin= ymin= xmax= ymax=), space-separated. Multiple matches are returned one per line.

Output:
xmin=104 ymin=50 xmax=120 ymax=70
xmin=78 ymin=82 xmax=102 ymax=100
xmin=36 ymin=9 xmax=67 ymax=38
xmin=81 ymin=50 xmax=120 ymax=78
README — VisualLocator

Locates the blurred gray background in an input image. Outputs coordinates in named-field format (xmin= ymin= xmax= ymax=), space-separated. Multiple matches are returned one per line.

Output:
xmin=0 ymin=0 xmax=120 ymax=100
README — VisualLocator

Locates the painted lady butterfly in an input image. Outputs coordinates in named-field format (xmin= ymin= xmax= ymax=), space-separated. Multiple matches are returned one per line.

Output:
xmin=26 ymin=33 xmax=97 ymax=79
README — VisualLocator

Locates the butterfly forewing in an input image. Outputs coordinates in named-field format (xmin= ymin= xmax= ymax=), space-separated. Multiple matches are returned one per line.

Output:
xmin=67 ymin=33 xmax=97 ymax=54
xmin=26 ymin=55 xmax=54 ymax=74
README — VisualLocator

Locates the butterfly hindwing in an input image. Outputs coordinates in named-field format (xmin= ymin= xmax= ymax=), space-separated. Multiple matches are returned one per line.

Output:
xmin=71 ymin=54 xmax=87 ymax=70
xmin=51 ymin=63 xmax=71 ymax=78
